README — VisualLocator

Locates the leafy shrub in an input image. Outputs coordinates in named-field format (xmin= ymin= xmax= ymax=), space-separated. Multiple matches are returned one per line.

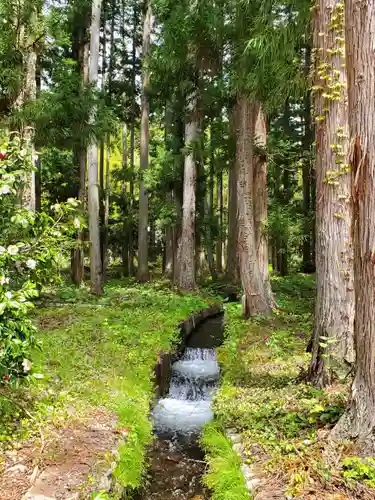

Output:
xmin=0 ymin=136 xmax=81 ymax=384
xmin=343 ymin=457 xmax=375 ymax=488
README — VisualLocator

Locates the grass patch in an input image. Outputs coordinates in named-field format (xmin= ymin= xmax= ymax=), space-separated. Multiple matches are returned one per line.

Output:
xmin=0 ymin=280 xmax=213 ymax=493
xmin=201 ymin=423 xmax=250 ymax=500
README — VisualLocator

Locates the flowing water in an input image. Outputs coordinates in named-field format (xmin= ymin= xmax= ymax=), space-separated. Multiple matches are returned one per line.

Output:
xmin=136 ymin=314 xmax=224 ymax=500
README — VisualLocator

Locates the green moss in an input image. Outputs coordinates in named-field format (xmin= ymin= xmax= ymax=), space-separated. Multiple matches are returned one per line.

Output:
xmin=201 ymin=423 xmax=250 ymax=500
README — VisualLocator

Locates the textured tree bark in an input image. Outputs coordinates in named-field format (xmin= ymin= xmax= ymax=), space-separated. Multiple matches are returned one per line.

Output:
xmin=236 ymin=93 xmax=272 ymax=317
xmin=332 ymin=0 xmax=375 ymax=449
xmin=87 ymin=0 xmax=103 ymax=295
xmin=15 ymin=18 xmax=37 ymax=211
xmin=308 ymin=0 xmax=354 ymax=387
xmin=178 ymin=94 xmax=198 ymax=291
xmin=226 ymin=106 xmax=239 ymax=283
xmin=253 ymin=106 xmax=273 ymax=302
xmin=137 ymin=0 xmax=152 ymax=283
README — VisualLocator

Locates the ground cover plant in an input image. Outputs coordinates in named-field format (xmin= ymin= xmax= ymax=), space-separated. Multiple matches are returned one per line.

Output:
xmin=205 ymin=275 xmax=374 ymax=500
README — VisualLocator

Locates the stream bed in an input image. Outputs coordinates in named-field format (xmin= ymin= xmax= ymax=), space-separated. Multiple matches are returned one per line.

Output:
xmin=136 ymin=314 xmax=224 ymax=500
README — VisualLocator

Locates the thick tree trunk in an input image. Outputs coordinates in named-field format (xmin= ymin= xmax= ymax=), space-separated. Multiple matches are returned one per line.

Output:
xmin=236 ymin=93 xmax=272 ymax=317
xmin=253 ymin=106 xmax=273 ymax=302
xmin=87 ymin=0 xmax=103 ymax=295
xmin=137 ymin=0 xmax=152 ymax=282
xmin=226 ymin=106 xmax=239 ymax=283
xmin=308 ymin=0 xmax=354 ymax=387
xmin=332 ymin=0 xmax=375 ymax=449
xmin=178 ymin=94 xmax=198 ymax=291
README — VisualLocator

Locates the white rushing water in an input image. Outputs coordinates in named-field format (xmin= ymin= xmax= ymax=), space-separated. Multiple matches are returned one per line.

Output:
xmin=152 ymin=348 xmax=220 ymax=438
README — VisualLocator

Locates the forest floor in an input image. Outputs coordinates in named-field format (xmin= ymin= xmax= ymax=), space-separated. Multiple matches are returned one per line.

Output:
xmin=203 ymin=275 xmax=374 ymax=500
xmin=0 ymin=279 xmax=213 ymax=500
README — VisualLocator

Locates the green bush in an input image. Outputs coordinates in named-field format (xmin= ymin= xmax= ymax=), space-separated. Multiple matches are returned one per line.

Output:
xmin=0 ymin=136 xmax=81 ymax=384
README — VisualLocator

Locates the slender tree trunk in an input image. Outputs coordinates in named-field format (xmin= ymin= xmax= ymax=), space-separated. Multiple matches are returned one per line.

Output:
xmin=137 ymin=0 xmax=152 ymax=282
xmin=178 ymin=94 xmax=198 ymax=291
xmin=236 ymin=93 xmax=272 ymax=317
xmin=165 ymin=199 xmax=174 ymax=278
xmin=103 ymin=134 xmax=110 ymax=281
xmin=17 ymin=39 xmax=37 ymax=210
xmin=226 ymin=106 xmax=239 ymax=283
xmin=164 ymin=106 xmax=174 ymax=279
xmin=271 ymin=240 xmax=277 ymax=272
xmin=308 ymin=0 xmax=354 ymax=386
xmin=88 ymin=0 xmax=103 ymax=295
xmin=102 ymin=0 xmax=115 ymax=282
xmin=99 ymin=5 xmax=107 ymax=268
xmin=205 ymin=130 xmax=217 ymax=280
xmin=253 ymin=106 xmax=273 ymax=302
xmin=122 ymin=124 xmax=130 ymax=276
xmin=332 ymin=0 xmax=375 ymax=449
xmin=216 ymin=170 xmax=223 ymax=274
xmin=128 ymin=2 xmax=137 ymax=278
xmin=72 ymin=31 xmax=89 ymax=286
xmin=302 ymin=45 xmax=314 ymax=273
xmin=35 ymin=56 xmax=41 ymax=212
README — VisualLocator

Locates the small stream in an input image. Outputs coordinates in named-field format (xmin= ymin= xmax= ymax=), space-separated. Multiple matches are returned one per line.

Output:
xmin=136 ymin=314 xmax=224 ymax=500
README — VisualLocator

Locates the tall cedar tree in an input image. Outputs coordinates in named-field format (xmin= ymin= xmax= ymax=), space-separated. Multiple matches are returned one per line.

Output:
xmin=308 ymin=0 xmax=354 ymax=387
xmin=138 ymin=0 xmax=152 ymax=282
xmin=87 ymin=0 xmax=103 ymax=295
xmin=236 ymin=94 xmax=272 ymax=317
xmin=332 ymin=0 xmax=375 ymax=449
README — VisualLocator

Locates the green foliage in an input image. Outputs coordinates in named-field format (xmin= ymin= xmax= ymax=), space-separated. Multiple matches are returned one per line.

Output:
xmin=342 ymin=457 xmax=375 ymax=489
xmin=0 ymin=136 xmax=80 ymax=383
xmin=201 ymin=424 xmax=250 ymax=500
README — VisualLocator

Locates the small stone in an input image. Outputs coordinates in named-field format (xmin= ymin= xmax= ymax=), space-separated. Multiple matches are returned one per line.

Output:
xmin=7 ymin=464 xmax=27 ymax=475
xmin=230 ymin=434 xmax=242 ymax=444
xmin=233 ymin=443 xmax=243 ymax=454
xmin=98 ymin=470 xmax=112 ymax=491
xmin=240 ymin=464 xmax=252 ymax=477
xmin=246 ymin=478 xmax=261 ymax=490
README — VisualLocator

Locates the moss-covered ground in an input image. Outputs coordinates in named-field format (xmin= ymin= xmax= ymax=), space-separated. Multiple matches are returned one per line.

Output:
xmin=203 ymin=275 xmax=373 ymax=500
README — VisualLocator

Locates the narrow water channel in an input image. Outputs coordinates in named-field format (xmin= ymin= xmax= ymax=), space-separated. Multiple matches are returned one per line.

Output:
xmin=136 ymin=314 xmax=224 ymax=500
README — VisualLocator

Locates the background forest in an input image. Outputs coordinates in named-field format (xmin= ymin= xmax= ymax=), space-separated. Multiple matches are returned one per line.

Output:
xmin=1 ymin=0 xmax=375 ymax=499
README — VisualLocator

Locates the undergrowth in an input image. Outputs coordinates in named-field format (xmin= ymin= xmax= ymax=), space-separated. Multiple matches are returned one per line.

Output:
xmin=0 ymin=279 xmax=212 ymax=493
xmin=209 ymin=274 xmax=371 ymax=499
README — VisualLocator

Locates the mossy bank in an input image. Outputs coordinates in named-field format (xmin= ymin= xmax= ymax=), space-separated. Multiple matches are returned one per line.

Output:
xmin=0 ymin=280 xmax=215 ymax=499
